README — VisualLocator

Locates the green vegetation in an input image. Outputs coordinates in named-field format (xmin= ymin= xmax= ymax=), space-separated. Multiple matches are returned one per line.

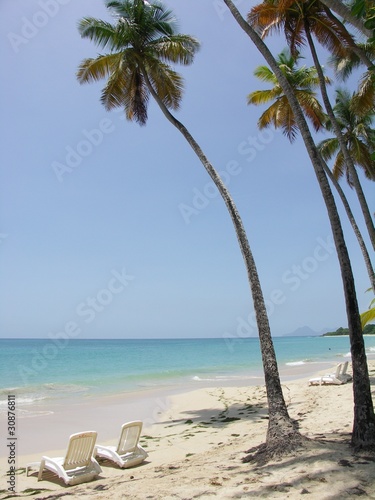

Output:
xmin=323 ymin=325 xmax=375 ymax=336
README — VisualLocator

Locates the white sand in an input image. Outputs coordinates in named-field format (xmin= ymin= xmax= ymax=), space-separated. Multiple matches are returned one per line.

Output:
xmin=1 ymin=360 xmax=375 ymax=499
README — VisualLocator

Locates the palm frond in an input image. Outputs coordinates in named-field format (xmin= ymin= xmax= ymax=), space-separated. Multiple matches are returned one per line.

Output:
xmin=350 ymin=140 xmax=375 ymax=179
xmin=146 ymin=1 xmax=178 ymax=37
xmin=78 ymin=18 xmax=120 ymax=51
xmin=247 ymin=4 xmax=282 ymax=32
xmin=106 ymin=0 xmax=133 ymax=16
xmin=317 ymin=137 xmax=340 ymax=162
xmin=146 ymin=58 xmax=183 ymax=110
xmin=295 ymin=66 xmax=331 ymax=88
xmin=150 ymin=34 xmax=200 ymax=65
xmin=276 ymin=99 xmax=299 ymax=141
xmin=248 ymin=89 xmax=282 ymax=105
xmin=332 ymin=151 xmax=345 ymax=181
xmin=100 ymin=70 xmax=127 ymax=111
xmin=285 ymin=16 xmax=306 ymax=55
xmin=77 ymin=53 xmax=123 ymax=84
xmin=328 ymin=52 xmax=361 ymax=80
xmin=121 ymin=63 xmax=149 ymax=124
xmin=360 ymin=307 xmax=375 ymax=329
xmin=351 ymin=71 xmax=375 ymax=115
xmin=295 ymin=91 xmax=327 ymax=131
xmin=253 ymin=65 xmax=279 ymax=84
xmin=257 ymin=95 xmax=298 ymax=142
xmin=126 ymin=71 xmax=149 ymax=125
xmin=257 ymin=100 xmax=284 ymax=129
xmin=310 ymin=13 xmax=351 ymax=58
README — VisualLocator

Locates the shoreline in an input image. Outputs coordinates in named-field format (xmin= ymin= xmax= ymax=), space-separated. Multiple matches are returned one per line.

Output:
xmin=2 ymin=359 xmax=375 ymax=499
xmin=0 ymin=360 xmax=335 ymax=459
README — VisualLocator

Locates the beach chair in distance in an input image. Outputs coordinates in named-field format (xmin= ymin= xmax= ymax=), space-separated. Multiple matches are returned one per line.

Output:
xmin=338 ymin=361 xmax=353 ymax=383
xmin=308 ymin=363 xmax=344 ymax=386
xmin=27 ymin=431 xmax=102 ymax=486
xmin=95 ymin=421 xmax=148 ymax=468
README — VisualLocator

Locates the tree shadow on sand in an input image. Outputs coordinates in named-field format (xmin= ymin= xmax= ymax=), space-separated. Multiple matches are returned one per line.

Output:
xmin=229 ymin=431 xmax=375 ymax=499
xmin=154 ymin=395 xmax=269 ymax=431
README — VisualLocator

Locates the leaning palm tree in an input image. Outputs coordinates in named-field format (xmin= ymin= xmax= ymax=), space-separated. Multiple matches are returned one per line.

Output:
xmin=318 ymin=88 xmax=375 ymax=290
xmin=249 ymin=55 xmax=375 ymax=293
xmin=249 ymin=0 xmax=375 ymax=250
xmin=349 ymin=0 xmax=375 ymax=41
xmin=248 ymin=49 xmax=328 ymax=141
xmin=319 ymin=0 xmax=373 ymax=38
xmin=224 ymin=0 xmax=375 ymax=453
xmin=328 ymin=42 xmax=375 ymax=115
xmin=318 ymin=88 xmax=375 ymax=183
xmin=77 ymin=0 xmax=302 ymax=456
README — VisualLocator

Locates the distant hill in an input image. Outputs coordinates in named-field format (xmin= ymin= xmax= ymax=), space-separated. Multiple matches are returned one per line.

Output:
xmin=283 ymin=326 xmax=321 ymax=337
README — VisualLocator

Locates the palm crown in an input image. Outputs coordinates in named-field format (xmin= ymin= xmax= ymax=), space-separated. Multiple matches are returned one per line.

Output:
xmin=248 ymin=0 xmax=356 ymax=58
xmin=328 ymin=42 xmax=375 ymax=114
xmin=77 ymin=0 xmax=200 ymax=125
xmin=248 ymin=50 xmax=328 ymax=141
xmin=318 ymin=88 xmax=375 ymax=184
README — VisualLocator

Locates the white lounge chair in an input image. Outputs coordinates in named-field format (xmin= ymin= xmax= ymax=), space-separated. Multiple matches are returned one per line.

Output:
xmin=309 ymin=363 xmax=344 ymax=386
xmin=95 ymin=421 xmax=148 ymax=468
xmin=27 ymin=431 xmax=102 ymax=486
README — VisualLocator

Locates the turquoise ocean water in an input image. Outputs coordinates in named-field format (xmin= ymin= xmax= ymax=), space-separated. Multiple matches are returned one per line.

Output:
xmin=1 ymin=336 xmax=375 ymax=416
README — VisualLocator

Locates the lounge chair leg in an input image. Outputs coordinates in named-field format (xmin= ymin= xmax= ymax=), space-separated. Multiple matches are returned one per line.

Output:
xmin=38 ymin=460 xmax=45 ymax=481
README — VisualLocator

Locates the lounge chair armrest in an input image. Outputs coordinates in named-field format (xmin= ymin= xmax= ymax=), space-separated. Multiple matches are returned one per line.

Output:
xmin=94 ymin=444 xmax=107 ymax=454
xmin=38 ymin=456 xmax=66 ymax=482
xmin=95 ymin=444 xmax=117 ymax=456
xmin=26 ymin=461 xmax=41 ymax=476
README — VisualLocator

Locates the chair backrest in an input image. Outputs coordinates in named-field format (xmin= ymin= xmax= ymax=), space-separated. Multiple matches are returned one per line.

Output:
xmin=63 ymin=431 xmax=97 ymax=471
xmin=341 ymin=361 xmax=349 ymax=376
xmin=116 ymin=421 xmax=143 ymax=455
xmin=334 ymin=363 xmax=342 ymax=378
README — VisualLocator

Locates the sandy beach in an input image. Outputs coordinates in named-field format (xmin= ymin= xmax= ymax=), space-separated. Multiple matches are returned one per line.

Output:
xmin=1 ymin=360 xmax=375 ymax=499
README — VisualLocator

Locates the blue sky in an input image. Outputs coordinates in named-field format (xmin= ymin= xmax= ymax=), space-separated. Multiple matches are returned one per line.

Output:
xmin=0 ymin=0 xmax=373 ymax=339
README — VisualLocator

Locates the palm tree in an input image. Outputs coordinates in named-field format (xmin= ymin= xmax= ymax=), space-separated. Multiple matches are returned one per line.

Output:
xmin=248 ymin=49 xmax=328 ymax=142
xmin=349 ymin=0 xmax=375 ymax=41
xmin=248 ymin=0 xmax=375 ymax=250
xmin=318 ymin=88 xmax=375 ymax=183
xmin=76 ymin=0 xmax=302 ymax=456
xmin=318 ymin=89 xmax=375 ymax=291
xmin=328 ymin=43 xmax=375 ymax=115
xmin=319 ymin=0 xmax=373 ymax=38
xmin=249 ymin=0 xmax=374 ymax=68
xmin=224 ymin=0 xmax=375 ymax=453
xmin=249 ymin=55 xmax=375 ymax=292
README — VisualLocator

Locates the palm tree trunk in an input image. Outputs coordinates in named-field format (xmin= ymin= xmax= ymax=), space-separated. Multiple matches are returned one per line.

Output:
xmin=224 ymin=0 xmax=375 ymax=451
xmin=304 ymin=22 xmax=375 ymax=251
xmin=319 ymin=0 xmax=373 ymax=39
xmin=140 ymin=67 xmax=302 ymax=457
xmin=346 ymin=165 xmax=375 ymax=272
xmin=322 ymin=161 xmax=375 ymax=293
